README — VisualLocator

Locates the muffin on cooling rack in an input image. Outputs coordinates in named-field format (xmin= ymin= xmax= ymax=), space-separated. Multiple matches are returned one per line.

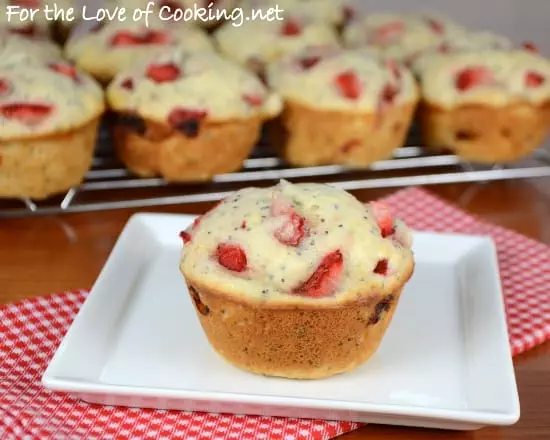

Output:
xmin=266 ymin=47 xmax=419 ymax=167
xmin=179 ymin=179 xmax=415 ymax=379
xmin=106 ymin=50 xmax=282 ymax=182
xmin=64 ymin=15 xmax=214 ymax=84
xmin=0 ymin=0 xmax=51 ymax=39
xmin=410 ymin=30 xmax=513 ymax=74
xmin=417 ymin=50 xmax=550 ymax=163
xmin=213 ymin=15 xmax=340 ymax=77
xmin=343 ymin=12 xmax=465 ymax=66
xmin=0 ymin=31 xmax=64 ymax=66
xmin=0 ymin=61 xmax=104 ymax=199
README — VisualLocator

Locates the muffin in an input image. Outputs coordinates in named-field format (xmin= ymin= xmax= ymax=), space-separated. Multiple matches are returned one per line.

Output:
xmin=417 ymin=50 xmax=550 ymax=163
xmin=0 ymin=61 xmax=104 ymax=199
xmin=410 ymin=30 xmax=513 ymax=75
xmin=64 ymin=15 xmax=214 ymax=84
xmin=0 ymin=31 xmax=64 ymax=66
xmin=0 ymin=0 xmax=51 ymax=39
xmin=213 ymin=15 xmax=340 ymax=77
xmin=343 ymin=12 xmax=465 ymax=66
xmin=179 ymin=180 xmax=415 ymax=379
xmin=106 ymin=50 xmax=282 ymax=181
xmin=266 ymin=47 xmax=418 ymax=167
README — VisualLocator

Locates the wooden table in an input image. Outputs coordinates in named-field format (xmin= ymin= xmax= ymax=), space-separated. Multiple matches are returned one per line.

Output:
xmin=1 ymin=179 xmax=549 ymax=439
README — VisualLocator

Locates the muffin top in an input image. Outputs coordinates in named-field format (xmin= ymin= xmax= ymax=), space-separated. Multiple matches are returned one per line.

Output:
xmin=0 ymin=0 xmax=51 ymax=38
xmin=213 ymin=16 xmax=340 ymax=67
xmin=267 ymin=47 xmax=418 ymax=111
xmin=411 ymin=30 xmax=513 ymax=73
xmin=0 ymin=61 xmax=104 ymax=140
xmin=240 ymin=0 xmax=351 ymax=25
xmin=107 ymin=50 xmax=282 ymax=123
xmin=343 ymin=12 xmax=465 ymax=64
xmin=180 ymin=180 xmax=414 ymax=306
xmin=64 ymin=15 xmax=214 ymax=80
xmin=0 ymin=32 xmax=64 ymax=66
xmin=419 ymin=50 xmax=550 ymax=108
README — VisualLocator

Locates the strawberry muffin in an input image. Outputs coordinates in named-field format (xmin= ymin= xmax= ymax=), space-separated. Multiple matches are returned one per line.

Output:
xmin=0 ymin=32 xmax=64 ymax=66
xmin=0 ymin=0 xmax=51 ymax=39
xmin=213 ymin=16 xmax=340 ymax=77
xmin=266 ymin=47 xmax=418 ymax=167
xmin=106 ymin=50 xmax=282 ymax=181
xmin=179 ymin=180 xmax=415 ymax=379
xmin=343 ymin=12 xmax=465 ymax=66
xmin=410 ymin=30 xmax=513 ymax=75
xmin=418 ymin=50 xmax=550 ymax=163
xmin=0 ymin=61 xmax=104 ymax=199
xmin=64 ymin=16 xmax=214 ymax=84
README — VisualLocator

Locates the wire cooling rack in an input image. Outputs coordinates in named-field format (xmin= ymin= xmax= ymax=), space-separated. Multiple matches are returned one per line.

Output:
xmin=1 ymin=126 xmax=550 ymax=218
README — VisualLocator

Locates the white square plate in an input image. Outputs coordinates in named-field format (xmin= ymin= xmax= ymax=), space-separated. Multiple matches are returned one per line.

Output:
xmin=42 ymin=213 xmax=520 ymax=431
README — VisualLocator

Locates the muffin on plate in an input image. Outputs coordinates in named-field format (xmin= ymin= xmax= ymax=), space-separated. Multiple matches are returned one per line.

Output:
xmin=0 ymin=61 xmax=104 ymax=199
xmin=64 ymin=15 xmax=214 ymax=84
xmin=266 ymin=47 xmax=418 ymax=167
xmin=106 ymin=50 xmax=282 ymax=181
xmin=417 ymin=50 xmax=550 ymax=163
xmin=0 ymin=31 xmax=64 ymax=66
xmin=213 ymin=15 xmax=340 ymax=77
xmin=343 ymin=12 xmax=465 ymax=66
xmin=179 ymin=179 xmax=415 ymax=379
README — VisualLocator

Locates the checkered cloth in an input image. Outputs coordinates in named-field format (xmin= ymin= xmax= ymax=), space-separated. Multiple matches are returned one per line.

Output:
xmin=1 ymin=187 xmax=549 ymax=439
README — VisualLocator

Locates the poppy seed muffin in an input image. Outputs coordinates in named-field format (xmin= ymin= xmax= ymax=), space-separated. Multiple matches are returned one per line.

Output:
xmin=106 ymin=50 xmax=282 ymax=181
xmin=417 ymin=50 xmax=550 ymax=163
xmin=179 ymin=180 xmax=415 ymax=379
xmin=0 ymin=61 xmax=104 ymax=199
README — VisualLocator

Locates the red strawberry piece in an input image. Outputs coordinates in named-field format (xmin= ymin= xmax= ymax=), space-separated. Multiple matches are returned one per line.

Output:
xmin=373 ymin=259 xmax=388 ymax=276
xmin=455 ymin=66 xmax=495 ymax=92
xmin=439 ymin=43 xmax=451 ymax=54
xmin=143 ymin=30 xmax=170 ymax=44
xmin=168 ymin=107 xmax=207 ymax=137
xmin=525 ymin=71 xmax=545 ymax=88
xmin=386 ymin=59 xmax=402 ymax=81
xmin=372 ymin=21 xmax=404 ymax=45
xmin=0 ymin=103 xmax=52 ymax=126
xmin=281 ymin=19 xmax=302 ymax=36
xmin=12 ymin=0 xmax=39 ymax=8
xmin=292 ymin=250 xmax=344 ymax=298
xmin=0 ymin=79 xmax=11 ymax=96
xmin=9 ymin=25 xmax=36 ymax=37
xmin=370 ymin=202 xmax=394 ymax=238
xmin=243 ymin=94 xmax=263 ymax=107
xmin=121 ymin=78 xmax=134 ymax=90
xmin=180 ymin=230 xmax=192 ymax=244
xmin=426 ymin=18 xmax=444 ymax=35
xmin=110 ymin=31 xmax=143 ymax=46
xmin=241 ymin=220 xmax=247 ymax=229
xmin=299 ymin=56 xmax=321 ymax=70
xmin=49 ymin=63 xmax=78 ymax=81
xmin=274 ymin=212 xmax=306 ymax=247
xmin=334 ymin=70 xmax=362 ymax=100
xmin=521 ymin=41 xmax=538 ymax=53
xmin=216 ymin=243 xmax=247 ymax=272
xmin=160 ymin=0 xmax=182 ymax=12
xmin=381 ymin=83 xmax=399 ymax=106
xmin=146 ymin=63 xmax=181 ymax=83
xmin=343 ymin=5 xmax=355 ymax=23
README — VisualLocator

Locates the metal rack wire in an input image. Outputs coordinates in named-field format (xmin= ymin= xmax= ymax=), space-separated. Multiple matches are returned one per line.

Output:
xmin=1 ymin=129 xmax=550 ymax=218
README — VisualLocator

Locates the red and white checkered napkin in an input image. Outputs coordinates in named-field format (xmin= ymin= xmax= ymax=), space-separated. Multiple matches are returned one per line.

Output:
xmin=1 ymin=187 xmax=549 ymax=440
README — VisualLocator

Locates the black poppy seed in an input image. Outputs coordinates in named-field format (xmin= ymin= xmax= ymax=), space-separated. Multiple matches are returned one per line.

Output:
xmin=207 ymin=231 xmax=211 ymax=234
xmin=281 ymin=278 xmax=285 ymax=283
xmin=310 ymin=240 xmax=315 ymax=245
xmin=234 ymin=227 xmax=238 ymax=231
xmin=334 ymin=204 xmax=339 ymax=210
xmin=320 ymin=218 xmax=325 ymax=223
xmin=338 ymin=224 xmax=343 ymax=228
xmin=246 ymin=228 xmax=252 ymax=232
xmin=325 ymin=230 xmax=329 ymax=235
xmin=261 ymin=215 xmax=267 ymax=220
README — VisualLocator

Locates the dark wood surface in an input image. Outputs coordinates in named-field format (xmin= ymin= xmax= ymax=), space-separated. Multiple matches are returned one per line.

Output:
xmin=1 ymin=179 xmax=549 ymax=439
